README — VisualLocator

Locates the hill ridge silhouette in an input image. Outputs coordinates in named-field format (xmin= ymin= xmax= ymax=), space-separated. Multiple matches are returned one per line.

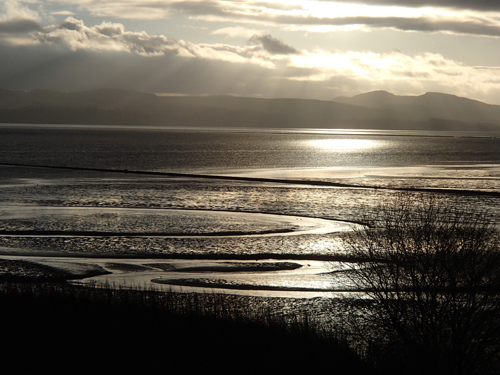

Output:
xmin=1 ymin=88 xmax=499 ymax=131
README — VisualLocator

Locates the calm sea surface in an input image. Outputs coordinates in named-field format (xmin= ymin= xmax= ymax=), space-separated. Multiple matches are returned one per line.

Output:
xmin=1 ymin=124 xmax=500 ymax=298
xmin=1 ymin=124 xmax=500 ymax=174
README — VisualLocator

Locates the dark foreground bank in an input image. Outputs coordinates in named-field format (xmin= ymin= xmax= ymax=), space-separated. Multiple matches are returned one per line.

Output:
xmin=0 ymin=282 xmax=369 ymax=375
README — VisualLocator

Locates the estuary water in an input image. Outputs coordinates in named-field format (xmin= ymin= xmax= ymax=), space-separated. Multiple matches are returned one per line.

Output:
xmin=2 ymin=124 xmax=500 ymax=173
xmin=1 ymin=124 xmax=500 ymax=297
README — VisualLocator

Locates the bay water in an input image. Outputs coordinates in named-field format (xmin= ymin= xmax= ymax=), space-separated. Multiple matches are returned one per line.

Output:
xmin=1 ymin=124 xmax=500 ymax=298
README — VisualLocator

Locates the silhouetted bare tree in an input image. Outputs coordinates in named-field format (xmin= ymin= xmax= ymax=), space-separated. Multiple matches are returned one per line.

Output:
xmin=340 ymin=193 xmax=500 ymax=375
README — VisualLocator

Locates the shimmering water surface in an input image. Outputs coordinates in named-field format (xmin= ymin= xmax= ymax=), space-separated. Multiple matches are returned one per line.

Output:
xmin=1 ymin=124 xmax=500 ymax=297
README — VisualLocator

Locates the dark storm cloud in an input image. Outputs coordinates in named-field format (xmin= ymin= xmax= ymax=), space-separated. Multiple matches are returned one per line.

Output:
xmin=249 ymin=34 xmax=299 ymax=55
xmin=252 ymin=2 xmax=304 ymax=11
xmin=149 ymin=1 xmax=500 ymax=38
xmin=319 ymin=0 xmax=500 ymax=12
xmin=152 ymin=0 xmax=500 ymax=16
xmin=52 ymin=1 xmax=500 ymax=39
xmin=0 ymin=18 xmax=42 ymax=33
xmin=270 ymin=14 xmax=500 ymax=38
xmin=382 ymin=16 xmax=500 ymax=37
xmin=166 ymin=1 xmax=302 ymax=17
xmin=167 ymin=0 xmax=226 ymax=16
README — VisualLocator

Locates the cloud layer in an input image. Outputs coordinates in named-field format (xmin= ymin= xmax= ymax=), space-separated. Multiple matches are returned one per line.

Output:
xmin=324 ymin=1 xmax=500 ymax=12
xmin=1 ymin=14 xmax=499 ymax=103
xmin=40 ymin=0 xmax=500 ymax=38
xmin=1 ymin=1 xmax=500 ymax=104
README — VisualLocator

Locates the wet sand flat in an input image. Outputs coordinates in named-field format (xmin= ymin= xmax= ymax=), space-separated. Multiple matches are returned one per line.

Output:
xmin=1 ymin=167 xmax=499 ymax=297
xmin=1 ymin=127 xmax=500 ymax=297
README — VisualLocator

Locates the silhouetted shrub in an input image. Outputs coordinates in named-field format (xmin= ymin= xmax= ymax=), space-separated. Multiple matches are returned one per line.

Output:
xmin=340 ymin=193 xmax=500 ymax=375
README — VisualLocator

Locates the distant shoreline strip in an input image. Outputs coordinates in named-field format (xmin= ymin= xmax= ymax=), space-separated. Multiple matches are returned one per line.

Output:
xmin=2 ymin=162 xmax=499 ymax=197
xmin=0 ymin=162 xmax=365 ymax=188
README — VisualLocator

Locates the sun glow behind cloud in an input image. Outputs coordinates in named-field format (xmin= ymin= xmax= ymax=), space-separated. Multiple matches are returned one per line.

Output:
xmin=2 ymin=0 xmax=500 ymax=103
xmin=304 ymin=1 xmax=441 ymax=19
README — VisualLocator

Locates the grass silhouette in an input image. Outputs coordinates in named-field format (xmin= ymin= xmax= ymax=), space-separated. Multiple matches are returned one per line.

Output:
xmin=339 ymin=193 xmax=500 ymax=375
xmin=0 ymin=282 xmax=368 ymax=375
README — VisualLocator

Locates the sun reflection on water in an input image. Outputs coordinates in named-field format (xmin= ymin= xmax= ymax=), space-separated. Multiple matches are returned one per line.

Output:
xmin=309 ymin=138 xmax=380 ymax=151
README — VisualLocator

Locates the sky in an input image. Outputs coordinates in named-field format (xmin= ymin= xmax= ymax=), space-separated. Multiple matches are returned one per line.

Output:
xmin=2 ymin=0 xmax=500 ymax=104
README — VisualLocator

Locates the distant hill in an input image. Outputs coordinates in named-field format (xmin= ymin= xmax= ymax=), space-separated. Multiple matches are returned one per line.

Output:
xmin=332 ymin=90 xmax=500 ymax=126
xmin=1 ymin=88 xmax=499 ymax=131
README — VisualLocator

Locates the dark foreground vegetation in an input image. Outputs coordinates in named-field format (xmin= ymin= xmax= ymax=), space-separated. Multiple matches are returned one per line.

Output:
xmin=0 ymin=282 xmax=367 ymax=375
xmin=2 ymin=194 xmax=500 ymax=375
xmin=341 ymin=194 xmax=500 ymax=375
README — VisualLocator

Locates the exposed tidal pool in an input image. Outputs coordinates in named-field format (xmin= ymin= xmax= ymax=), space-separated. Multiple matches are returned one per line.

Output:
xmin=0 ymin=179 xmax=363 ymax=297
xmin=2 ymin=126 xmax=500 ymax=298
xmin=0 ymin=205 xmax=356 ymax=237
xmin=1 ymin=165 xmax=499 ymax=298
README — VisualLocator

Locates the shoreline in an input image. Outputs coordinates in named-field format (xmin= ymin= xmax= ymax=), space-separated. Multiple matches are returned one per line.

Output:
xmin=3 ymin=161 xmax=500 ymax=196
